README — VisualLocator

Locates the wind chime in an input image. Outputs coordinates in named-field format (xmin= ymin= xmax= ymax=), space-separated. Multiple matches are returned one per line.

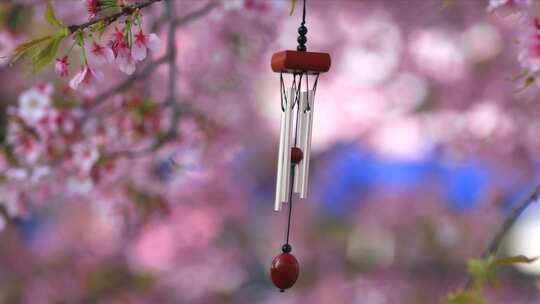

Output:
xmin=269 ymin=0 xmax=331 ymax=292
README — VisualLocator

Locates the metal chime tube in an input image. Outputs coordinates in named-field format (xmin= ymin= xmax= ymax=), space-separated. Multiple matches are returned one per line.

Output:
xmin=293 ymin=91 xmax=307 ymax=194
xmin=299 ymin=89 xmax=314 ymax=198
xmin=275 ymin=87 xmax=296 ymax=211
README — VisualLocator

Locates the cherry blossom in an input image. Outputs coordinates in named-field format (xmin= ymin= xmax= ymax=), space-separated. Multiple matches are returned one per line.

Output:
xmin=69 ymin=65 xmax=103 ymax=94
xmin=55 ymin=56 xmax=69 ymax=77
xmin=17 ymin=87 xmax=51 ymax=125
xmin=86 ymin=0 xmax=99 ymax=20
xmin=116 ymin=44 xmax=137 ymax=75
xmin=518 ymin=16 xmax=540 ymax=73
xmin=109 ymin=28 xmax=137 ymax=74
xmin=71 ymin=142 xmax=99 ymax=174
xmin=132 ymin=30 xmax=161 ymax=61
xmin=88 ymin=42 xmax=114 ymax=65
xmin=0 ymin=31 xmax=20 ymax=67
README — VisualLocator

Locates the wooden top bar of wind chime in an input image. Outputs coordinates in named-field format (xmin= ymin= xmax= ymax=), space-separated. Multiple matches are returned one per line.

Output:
xmin=271 ymin=50 xmax=331 ymax=74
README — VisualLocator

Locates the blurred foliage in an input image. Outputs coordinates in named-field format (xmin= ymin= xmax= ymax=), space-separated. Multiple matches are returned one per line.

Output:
xmin=10 ymin=1 xmax=68 ymax=72
xmin=443 ymin=255 xmax=538 ymax=303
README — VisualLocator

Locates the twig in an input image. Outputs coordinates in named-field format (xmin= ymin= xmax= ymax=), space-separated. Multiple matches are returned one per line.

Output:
xmin=173 ymin=1 xmax=219 ymax=27
xmin=463 ymin=184 xmax=540 ymax=289
xmin=68 ymin=0 xmax=164 ymax=33
xmin=87 ymin=55 xmax=169 ymax=111
xmin=164 ymin=0 xmax=178 ymax=139
xmin=152 ymin=1 xmax=218 ymax=32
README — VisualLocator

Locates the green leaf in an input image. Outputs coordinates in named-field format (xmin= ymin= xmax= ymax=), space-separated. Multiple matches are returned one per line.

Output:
xmin=443 ymin=291 xmax=485 ymax=304
xmin=31 ymin=31 xmax=67 ymax=72
xmin=45 ymin=0 xmax=63 ymax=27
xmin=290 ymin=0 xmax=298 ymax=16
xmin=493 ymin=255 xmax=538 ymax=267
xmin=10 ymin=35 xmax=55 ymax=65
xmin=464 ymin=255 xmax=537 ymax=293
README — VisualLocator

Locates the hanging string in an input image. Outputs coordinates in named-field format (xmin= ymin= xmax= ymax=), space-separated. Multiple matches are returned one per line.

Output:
xmin=283 ymin=0 xmax=310 ymax=248
xmin=302 ymin=0 xmax=306 ymax=26
xmin=297 ymin=0 xmax=308 ymax=52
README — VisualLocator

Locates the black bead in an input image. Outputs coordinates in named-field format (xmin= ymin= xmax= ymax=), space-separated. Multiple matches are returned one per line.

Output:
xmin=297 ymin=35 xmax=307 ymax=44
xmin=298 ymin=25 xmax=308 ymax=35
xmin=297 ymin=45 xmax=306 ymax=52
xmin=282 ymin=243 xmax=292 ymax=253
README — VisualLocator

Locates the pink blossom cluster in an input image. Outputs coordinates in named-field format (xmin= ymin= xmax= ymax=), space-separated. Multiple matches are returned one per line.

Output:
xmin=1 ymin=81 xmax=172 ymax=221
xmin=55 ymin=1 xmax=161 ymax=95
xmin=486 ymin=0 xmax=540 ymax=86
xmin=57 ymin=27 xmax=160 ymax=95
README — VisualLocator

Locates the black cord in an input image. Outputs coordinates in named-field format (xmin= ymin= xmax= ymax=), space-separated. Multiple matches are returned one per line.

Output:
xmin=285 ymin=165 xmax=295 ymax=245
xmin=302 ymin=0 xmax=306 ymax=25
xmin=297 ymin=0 xmax=308 ymax=51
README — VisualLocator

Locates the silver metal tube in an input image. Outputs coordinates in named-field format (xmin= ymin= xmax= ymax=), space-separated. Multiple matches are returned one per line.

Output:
xmin=294 ymin=91 xmax=307 ymax=194
xmin=274 ymin=87 xmax=295 ymax=211
xmin=274 ymin=98 xmax=287 ymax=211
xmin=300 ymin=90 xmax=315 ymax=199
xmin=281 ymin=87 xmax=294 ymax=204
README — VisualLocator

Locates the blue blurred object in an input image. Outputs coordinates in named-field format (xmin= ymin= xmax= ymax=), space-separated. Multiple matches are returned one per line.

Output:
xmin=314 ymin=143 xmax=491 ymax=215
xmin=440 ymin=162 xmax=490 ymax=211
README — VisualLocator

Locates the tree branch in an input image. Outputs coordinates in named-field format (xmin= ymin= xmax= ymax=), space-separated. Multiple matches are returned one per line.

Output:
xmin=87 ymin=55 xmax=169 ymax=111
xmin=102 ymin=0 xmax=180 ymax=159
xmin=173 ymin=1 xmax=219 ymax=27
xmin=87 ymin=2 xmax=218 ymax=110
xmin=164 ymin=0 xmax=178 ymax=140
xmin=152 ymin=1 xmax=218 ymax=32
xmin=86 ymin=1 xmax=219 ymax=159
xmin=68 ymin=0 xmax=164 ymax=33
xmin=463 ymin=184 xmax=540 ymax=289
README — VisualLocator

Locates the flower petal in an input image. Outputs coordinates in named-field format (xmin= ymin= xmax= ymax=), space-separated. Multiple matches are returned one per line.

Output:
xmin=131 ymin=43 xmax=147 ymax=61
xmin=147 ymin=33 xmax=161 ymax=51
xmin=105 ymin=48 xmax=115 ymax=63
xmin=69 ymin=69 xmax=86 ymax=90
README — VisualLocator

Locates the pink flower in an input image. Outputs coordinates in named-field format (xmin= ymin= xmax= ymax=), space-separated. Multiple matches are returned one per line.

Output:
xmin=0 ymin=31 xmax=20 ymax=67
xmin=86 ymin=0 xmax=99 ymax=20
xmin=72 ymin=142 xmax=99 ymax=174
xmin=88 ymin=42 xmax=114 ymax=65
xmin=487 ymin=0 xmax=531 ymax=16
xmin=109 ymin=28 xmax=137 ymax=75
xmin=518 ymin=16 xmax=540 ymax=73
xmin=132 ymin=30 xmax=161 ymax=61
xmin=55 ymin=56 xmax=69 ymax=77
xmin=18 ymin=87 xmax=51 ymax=125
xmin=116 ymin=43 xmax=137 ymax=75
xmin=69 ymin=65 xmax=103 ymax=95
xmin=108 ymin=27 xmax=125 ymax=57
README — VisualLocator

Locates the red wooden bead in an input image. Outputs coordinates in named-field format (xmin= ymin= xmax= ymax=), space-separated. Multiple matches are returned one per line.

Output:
xmin=291 ymin=147 xmax=303 ymax=164
xmin=270 ymin=252 xmax=299 ymax=291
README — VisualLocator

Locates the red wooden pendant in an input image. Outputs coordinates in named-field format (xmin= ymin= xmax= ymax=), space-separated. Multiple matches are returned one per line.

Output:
xmin=291 ymin=147 xmax=303 ymax=164
xmin=270 ymin=252 xmax=299 ymax=291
